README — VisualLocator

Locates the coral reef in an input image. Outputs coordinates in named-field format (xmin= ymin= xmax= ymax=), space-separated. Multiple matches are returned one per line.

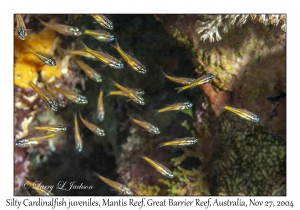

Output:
xmin=14 ymin=14 xmax=286 ymax=196
xmin=154 ymin=14 xmax=286 ymax=140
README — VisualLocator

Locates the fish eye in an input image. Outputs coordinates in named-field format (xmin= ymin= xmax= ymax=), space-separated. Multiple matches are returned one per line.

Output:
xmin=187 ymin=103 xmax=193 ymax=108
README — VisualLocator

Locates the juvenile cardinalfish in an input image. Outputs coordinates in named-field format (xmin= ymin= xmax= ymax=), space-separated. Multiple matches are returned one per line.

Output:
xmin=25 ymin=180 xmax=54 ymax=196
xmin=91 ymin=14 xmax=113 ymax=30
xmin=82 ymin=27 xmax=114 ymax=42
xmin=16 ymin=133 xmax=55 ymax=148
xmin=175 ymin=73 xmax=214 ymax=93
xmin=80 ymin=41 xmax=123 ymax=69
xmin=28 ymin=81 xmax=57 ymax=111
xmin=35 ymin=16 xmax=81 ymax=36
xmin=156 ymin=102 xmax=192 ymax=114
xmin=44 ymin=83 xmax=65 ymax=107
xmin=55 ymin=86 xmax=88 ymax=104
xmin=79 ymin=113 xmax=105 ymax=136
xmin=73 ymin=56 xmax=102 ymax=82
xmin=159 ymin=137 xmax=198 ymax=147
xmin=161 ymin=70 xmax=195 ymax=85
xmin=15 ymin=14 xmax=27 ymax=40
xmin=107 ymin=89 xmax=144 ymax=97
xmin=33 ymin=125 xmax=66 ymax=133
xmin=224 ymin=105 xmax=259 ymax=122
xmin=110 ymin=39 xmax=146 ymax=74
xmin=27 ymin=47 xmax=56 ymax=66
xmin=93 ymin=172 xmax=132 ymax=195
xmin=140 ymin=155 xmax=173 ymax=178
xmin=74 ymin=113 xmax=83 ymax=152
xmin=110 ymin=79 xmax=145 ymax=105
xmin=97 ymin=89 xmax=105 ymax=122
xmin=131 ymin=118 xmax=160 ymax=134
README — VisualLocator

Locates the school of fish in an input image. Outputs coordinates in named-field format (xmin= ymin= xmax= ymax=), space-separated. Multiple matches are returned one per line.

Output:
xmin=15 ymin=14 xmax=259 ymax=196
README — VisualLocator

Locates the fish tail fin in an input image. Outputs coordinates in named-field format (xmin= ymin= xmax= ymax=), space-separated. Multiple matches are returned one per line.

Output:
xmin=73 ymin=112 xmax=77 ymax=119
xmin=78 ymin=40 xmax=88 ymax=51
xmin=158 ymin=142 xmax=165 ymax=148
xmin=92 ymin=171 xmax=101 ymax=178
xmin=140 ymin=154 xmax=146 ymax=159
xmin=109 ymin=78 xmax=118 ymax=86
xmin=174 ymin=86 xmax=185 ymax=93
xmin=160 ymin=70 xmax=167 ymax=77
xmin=152 ymin=109 xmax=160 ymax=117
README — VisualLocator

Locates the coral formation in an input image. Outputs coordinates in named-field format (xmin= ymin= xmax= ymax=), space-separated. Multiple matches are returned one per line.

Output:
xmin=14 ymin=14 xmax=286 ymax=196
xmin=154 ymin=14 xmax=286 ymax=140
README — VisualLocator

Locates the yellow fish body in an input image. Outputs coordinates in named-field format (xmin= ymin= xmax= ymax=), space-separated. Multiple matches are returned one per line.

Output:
xmin=159 ymin=137 xmax=198 ymax=147
xmin=140 ymin=155 xmax=173 ymax=178
xmin=161 ymin=71 xmax=195 ymax=85
xmin=74 ymin=113 xmax=83 ymax=152
xmin=132 ymin=118 xmax=160 ymax=134
xmin=175 ymin=73 xmax=214 ymax=93
xmin=55 ymin=87 xmax=88 ymax=104
xmin=224 ymin=105 xmax=259 ymax=122
xmin=79 ymin=113 xmax=105 ymax=136
xmin=97 ymin=89 xmax=105 ymax=122
xmin=28 ymin=47 xmax=56 ymax=66
xmin=35 ymin=16 xmax=81 ymax=36
xmin=33 ymin=125 xmax=66 ymax=133
xmin=83 ymin=27 xmax=114 ymax=42
xmin=91 ymin=14 xmax=113 ymax=30
xmin=15 ymin=133 xmax=55 ymax=148
xmin=81 ymin=41 xmax=123 ymax=69
xmin=110 ymin=39 xmax=146 ymax=74
xmin=157 ymin=102 xmax=192 ymax=113
xmin=110 ymin=79 xmax=145 ymax=105
xmin=93 ymin=172 xmax=132 ymax=195
xmin=73 ymin=57 xmax=102 ymax=82
xmin=15 ymin=14 xmax=27 ymax=40
xmin=29 ymin=81 xmax=57 ymax=111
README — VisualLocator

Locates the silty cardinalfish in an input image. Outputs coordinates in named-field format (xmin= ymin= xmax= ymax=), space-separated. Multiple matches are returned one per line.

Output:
xmin=55 ymin=86 xmax=88 ymax=104
xmin=79 ymin=112 xmax=105 ymax=136
xmin=15 ymin=133 xmax=55 ymax=148
xmin=73 ymin=56 xmax=102 ymax=82
xmin=33 ymin=125 xmax=66 ymax=133
xmin=140 ymin=155 xmax=173 ymax=178
xmin=161 ymin=70 xmax=195 ymax=85
xmin=224 ymin=105 xmax=259 ymax=122
xmin=110 ymin=39 xmax=146 ymax=74
xmin=29 ymin=81 xmax=57 ymax=111
xmin=158 ymin=137 xmax=198 ymax=147
xmin=97 ymin=89 xmax=105 ymax=122
xmin=74 ymin=113 xmax=83 ymax=152
xmin=91 ymin=14 xmax=113 ymax=30
xmin=15 ymin=14 xmax=27 ymax=40
xmin=80 ymin=41 xmax=123 ymax=69
xmin=156 ymin=102 xmax=192 ymax=114
xmin=82 ymin=27 xmax=114 ymax=42
xmin=93 ymin=172 xmax=132 ymax=195
xmin=175 ymin=73 xmax=214 ymax=93
xmin=35 ymin=16 xmax=81 ymax=36
xmin=110 ymin=79 xmax=145 ymax=105
xmin=131 ymin=118 xmax=160 ymax=134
